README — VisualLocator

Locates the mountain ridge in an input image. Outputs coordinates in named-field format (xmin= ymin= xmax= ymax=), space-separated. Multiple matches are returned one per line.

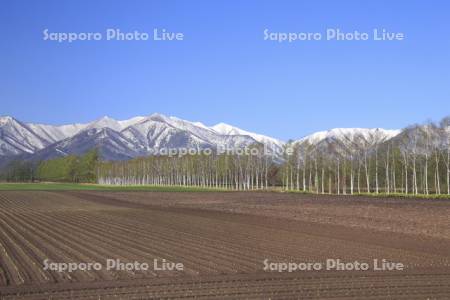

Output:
xmin=0 ymin=114 xmax=404 ymax=161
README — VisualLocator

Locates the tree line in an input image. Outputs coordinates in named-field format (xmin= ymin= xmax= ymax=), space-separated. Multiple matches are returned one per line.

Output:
xmin=98 ymin=117 xmax=450 ymax=195
xmin=2 ymin=117 xmax=450 ymax=196
xmin=281 ymin=118 xmax=450 ymax=195
xmin=97 ymin=145 xmax=278 ymax=190
xmin=0 ymin=149 xmax=99 ymax=183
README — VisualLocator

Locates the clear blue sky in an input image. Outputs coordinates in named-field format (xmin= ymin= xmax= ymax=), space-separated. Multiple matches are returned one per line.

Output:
xmin=1 ymin=0 xmax=449 ymax=140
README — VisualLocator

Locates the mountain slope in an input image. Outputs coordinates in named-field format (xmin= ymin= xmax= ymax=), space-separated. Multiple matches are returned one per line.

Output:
xmin=27 ymin=123 xmax=87 ymax=143
xmin=212 ymin=122 xmax=284 ymax=153
xmin=121 ymin=114 xmax=261 ymax=153
xmin=0 ymin=116 xmax=51 ymax=156
xmin=1 ymin=114 xmax=414 ymax=163
xmin=0 ymin=114 xmax=265 ymax=161
xmin=294 ymin=128 xmax=402 ymax=156
xmin=30 ymin=128 xmax=146 ymax=161
xmin=298 ymin=128 xmax=400 ymax=146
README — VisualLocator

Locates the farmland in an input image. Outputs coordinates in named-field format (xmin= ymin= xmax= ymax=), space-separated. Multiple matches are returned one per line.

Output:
xmin=0 ymin=183 xmax=229 ymax=192
xmin=0 ymin=190 xmax=449 ymax=299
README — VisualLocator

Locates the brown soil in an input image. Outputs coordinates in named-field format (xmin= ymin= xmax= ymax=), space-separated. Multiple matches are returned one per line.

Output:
xmin=0 ymin=191 xmax=449 ymax=299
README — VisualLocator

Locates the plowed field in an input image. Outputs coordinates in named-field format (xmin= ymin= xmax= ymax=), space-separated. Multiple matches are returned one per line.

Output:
xmin=0 ymin=191 xmax=449 ymax=299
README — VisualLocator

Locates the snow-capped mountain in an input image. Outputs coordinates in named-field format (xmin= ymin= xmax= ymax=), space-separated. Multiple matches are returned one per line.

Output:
xmin=120 ymin=113 xmax=258 ymax=154
xmin=1 ymin=113 xmax=409 ymax=162
xmin=211 ymin=123 xmax=284 ymax=153
xmin=31 ymin=127 xmax=147 ymax=161
xmin=0 ymin=114 xmax=278 ymax=161
xmin=293 ymin=128 xmax=402 ymax=156
xmin=0 ymin=116 xmax=50 ymax=156
xmin=27 ymin=122 xmax=87 ymax=143
xmin=84 ymin=116 xmax=146 ymax=132
xmin=297 ymin=128 xmax=401 ymax=147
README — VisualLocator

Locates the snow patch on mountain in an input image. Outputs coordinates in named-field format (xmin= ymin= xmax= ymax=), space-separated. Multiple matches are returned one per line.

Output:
xmin=298 ymin=128 xmax=401 ymax=146
xmin=0 ymin=116 xmax=49 ymax=155
xmin=28 ymin=123 xmax=87 ymax=143
xmin=212 ymin=123 xmax=284 ymax=149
